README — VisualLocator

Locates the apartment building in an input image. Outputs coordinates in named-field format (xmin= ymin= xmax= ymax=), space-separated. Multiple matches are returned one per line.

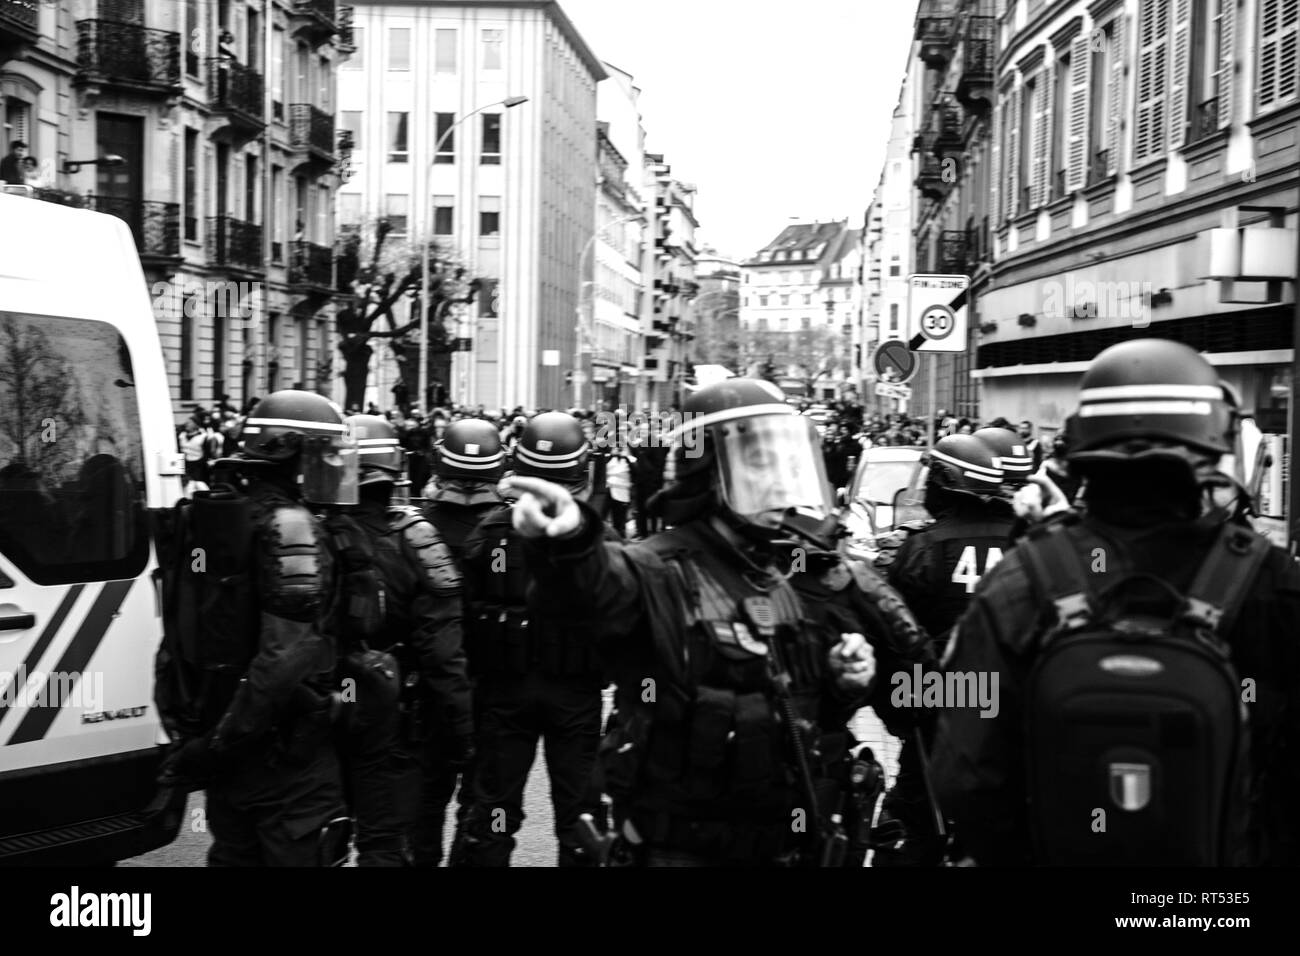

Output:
xmin=1 ymin=0 xmax=351 ymax=418
xmin=644 ymin=156 xmax=699 ymax=409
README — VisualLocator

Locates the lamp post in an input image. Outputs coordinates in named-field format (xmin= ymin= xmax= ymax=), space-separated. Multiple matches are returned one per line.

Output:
xmin=419 ymin=95 xmax=528 ymax=411
xmin=574 ymin=212 xmax=644 ymax=408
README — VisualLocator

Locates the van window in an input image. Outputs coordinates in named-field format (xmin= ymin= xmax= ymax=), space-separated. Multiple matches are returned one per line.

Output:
xmin=0 ymin=312 xmax=149 ymax=585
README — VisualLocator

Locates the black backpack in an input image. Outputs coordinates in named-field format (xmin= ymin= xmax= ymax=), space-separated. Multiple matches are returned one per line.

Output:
xmin=1019 ymin=521 xmax=1269 ymax=866
xmin=151 ymin=486 xmax=260 ymax=742
xmin=321 ymin=511 xmax=388 ymax=647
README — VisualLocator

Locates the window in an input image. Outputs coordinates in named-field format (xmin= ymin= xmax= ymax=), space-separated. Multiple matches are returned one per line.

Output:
xmin=2 ymin=98 xmax=29 ymax=160
xmin=1053 ymin=51 xmax=1071 ymax=197
xmin=181 ymin=292 xmax=196 ymax=400
xmin=1257 ymin=0 xmax=1297 ymax=111
xmin=183 ymin=128 xmax=198 ymax=241
xmin=344 ymin=27 xmax=363 ymax=69
xmin=385 ymin=193 xmax=408 ymax=235
xmin=213 ymin=311 xmax=226 ymax=403
xmin=1019 ymin=72 xmax=1036 ymax=210
xmin=1187 ymin=0 xmax=1233 ymax=139
xmin=759 ymin=295 xmax=769 ymax=307
xmin=0 ymin=313 xmax=149 ymax=584
xmin=435 ymin=112 xmax=455 ymax=163
xmin=271 ymin=165 xmax=284 ymax=260
xmin=482 ymin=28 xmax=503 ymax=69
xmin=389 ymin=28 xmax=410 ymax=71
xmin=341 ymin=110 xmax=362 ymax=150
xmin=271 ymin=25 xmax=285 ymax=120
xmin=244 ymin=155 xmax=257 ymax=221
xmin=758 ymin=317 xmax=770 ymax=331
xmin=481 ymin=113 xmax=501 ymax=164
xmin=889 ymin=254 xmax=900 ymax=277
xmin=433 ymin=196 xmax=454 ymax=235
xmin=804 ymin=294 xmax=813 ymax=305
xmin=317 ymin=184 xmax=329 ymax=243
xmin=319 ymin=55 xmax=330 ymax=112
xmin=779 ymin=317 xmax=789 ymax=330
xmin=338 ymin=193 xmax=361 ymax=231
xmin=185 ymin=0 xmax=200 ymax=77
xmin=801 ymin=316 xmax=812 ymax=330
xmin=435 ymin=29 xmax=457 ymax=73
xmin=889 ymin=303 xmax=900 ymax=334
xmin=297 ymin=317 xmax=309 ymax=387
xmin=479 ymin=196 xmax=500 ymax=237
xmin=387 ymin=112 xmax=408 ymax=162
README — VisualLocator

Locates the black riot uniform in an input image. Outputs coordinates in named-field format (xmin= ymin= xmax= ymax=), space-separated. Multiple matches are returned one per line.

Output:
xmin=327 ymin=415 xmax=471 ymax=866
xmin=420 ymin=418 xmax=508 ymax=866
xmin=454 ymin=413 xmax=611 ymax=867
xmin=872 ymin=433 xmax=1012 ymax=867
xmin=159 ymin=390 xmax=350 ymax=867
xmin=932 ymin=340 xmax=1300 ymax=866
xmin=515 ymin=381 xmax=893 ymax=866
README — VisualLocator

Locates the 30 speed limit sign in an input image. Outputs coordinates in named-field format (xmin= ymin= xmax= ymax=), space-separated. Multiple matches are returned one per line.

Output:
xmin=908 ymin=274 xmax=969 ymax=353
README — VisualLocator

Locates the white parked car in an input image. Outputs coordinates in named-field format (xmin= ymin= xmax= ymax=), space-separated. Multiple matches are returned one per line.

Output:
xmin=837 ymin=445 xmax=928 ymax=562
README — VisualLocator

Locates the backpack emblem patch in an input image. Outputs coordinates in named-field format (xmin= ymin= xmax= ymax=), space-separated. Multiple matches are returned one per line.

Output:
xmin=1109 ymin=762 xmax=1152 ymax=812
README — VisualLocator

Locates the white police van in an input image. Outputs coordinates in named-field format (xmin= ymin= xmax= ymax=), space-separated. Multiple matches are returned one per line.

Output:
xmin=0 ymin=191 xmax=187 ymax=863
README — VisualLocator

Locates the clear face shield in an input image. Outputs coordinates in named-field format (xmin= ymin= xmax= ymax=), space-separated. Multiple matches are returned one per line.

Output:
xmin=714 ymin=414 xmax=835 ymax=538
xmin=300 ymin=433 xmax=360 ymax=506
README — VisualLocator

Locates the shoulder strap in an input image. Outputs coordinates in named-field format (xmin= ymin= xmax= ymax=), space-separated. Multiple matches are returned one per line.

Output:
xmin=1182 ymin=523 xmax=1271 ymax=641
xmin=1018 ymin=524 xmax=1096 ymax=632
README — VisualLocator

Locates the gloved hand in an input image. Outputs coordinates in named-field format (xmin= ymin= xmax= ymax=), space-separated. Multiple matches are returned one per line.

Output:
xmin=1014 ymin=463 xmax=1071 ymax=522
xmin=503 ymin=476 xmax=584 ymax=540
xmin=157 ymin=735 xmax=217 ymax=790
xmin=828 ymin=632 xmax=876 ymax=693
xmin=446 ymin=733 xmax=476 ymax=770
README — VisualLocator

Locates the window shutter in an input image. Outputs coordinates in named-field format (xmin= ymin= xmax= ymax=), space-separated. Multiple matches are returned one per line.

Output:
xmin=1030 ymin=72 xmax=1048 ymax=207
xmin=1007 ymin=82 xmax=1022 ymax=218
xmin=1134 ymin=0 xmax=1169 ymax=162
xmin=990 ymin=95 xmax=1002 ymax=224
xmin=1066 ymin=33 xmax=1091 ymax=190
xmin=1215 ymin=0 xmax=1234 ymax=128
xmin=1108 ymin=13 xmax=1126 ymax=172
xmin=1167 ymin=0 xmax=1191 ymax=149
xmin=1258 ymin=0 xmax=1299 ymax=111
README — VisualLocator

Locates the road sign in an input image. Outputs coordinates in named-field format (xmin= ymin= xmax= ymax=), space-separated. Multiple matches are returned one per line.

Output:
xmin=908 ymin=274 xmax=970 ymax=353
xmin=872 ymin=340 xmax=917 ymax=384
xmin=875 ymin=382 xmax=912 ymax=400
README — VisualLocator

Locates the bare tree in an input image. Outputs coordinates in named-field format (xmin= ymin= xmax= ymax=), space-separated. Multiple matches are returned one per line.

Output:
xmin=334 ymin=219 xmax=479 ymax=412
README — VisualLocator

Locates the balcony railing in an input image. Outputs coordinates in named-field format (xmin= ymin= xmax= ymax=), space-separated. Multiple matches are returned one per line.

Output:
xmin=1190 ymin=97 xmax=1219 ymax=144
xmin=207 ymin=215 xmax=264 ymax=272
xmin=915 ymin=157 xmax=946 ymax=200
xmin=289 ymin=103 xmax=335 ymax=157
xmin=208 ymin=58 xmax=265 ymax=128
xmin=294 ymin=0 xmax=337 ymax=22
xmin=957 ymin=15 xmax=995 ymax=110
xmin=1087 ymin=148 xmax=1110 ymax=186
xmin=75 ymin=20 xmax=182 ymax=95
xmin=86 ymin=196 xmax=180 ymax=260
xmin=924 ymin=94 xmax=963 ymax=157
xmin=291 ymin=0 xmax=339 ymax=44
xmin=289 ymin=239 xmax=334 ymax=288
xmin=917 ymin=16 xmax=955 ymax=69
xmin=336 ymin=5 xmax=355 ymax=53
xmin=1 ymin=0 xmax=39 ymax=37
xmin=938 ymin=230 xmax=969 ymax=275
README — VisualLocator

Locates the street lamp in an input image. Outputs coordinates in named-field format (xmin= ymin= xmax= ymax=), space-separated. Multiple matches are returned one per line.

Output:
xmin=419 ymin=95 xmax=528 ymax=410
xmin=62 ymin=154 xmax=126 ymax=175
xmin=574 ymin=212 xmax=644 ymax=408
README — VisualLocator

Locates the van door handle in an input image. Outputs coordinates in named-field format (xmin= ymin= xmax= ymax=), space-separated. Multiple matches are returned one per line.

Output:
xmin=0 ymin=613 xmax=36 ymax=631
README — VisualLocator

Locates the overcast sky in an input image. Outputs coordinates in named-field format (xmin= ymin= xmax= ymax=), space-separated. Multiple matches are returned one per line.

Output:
xmin=558 ymin=0 xmax=919 ymax=261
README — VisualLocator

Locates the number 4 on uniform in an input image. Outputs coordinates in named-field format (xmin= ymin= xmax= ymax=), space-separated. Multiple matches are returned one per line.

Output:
xmin=951 ymin=546 xmax=1003 ymax=594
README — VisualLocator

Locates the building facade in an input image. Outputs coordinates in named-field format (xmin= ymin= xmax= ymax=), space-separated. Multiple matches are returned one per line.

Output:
xmin=2 ymin=0 xmax=351 ymax=421
xmin=690 ymin=246 xmax=742 ymax=376
xmin=644 ymin=156 xmax=698 ymax=409
xmin=338 ymin=0 xmax=603 ymax=411
xmin=978 ymin=0 xmax=1297 ymax=456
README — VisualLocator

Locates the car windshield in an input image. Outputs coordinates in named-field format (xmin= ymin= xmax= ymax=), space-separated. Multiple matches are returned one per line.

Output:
xmin=851 ymin=459 xmax=916 ymax=505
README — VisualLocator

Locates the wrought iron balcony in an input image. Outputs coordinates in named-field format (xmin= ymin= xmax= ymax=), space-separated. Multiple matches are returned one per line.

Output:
xmin=207 ymin=58 xmax=265 ymax=136
xmin=336 ymin=5 xmax=355 ymax=54
xmin=86 ymin=196 xmax=180 ymax=261
xmin=1087 ymin=148 xmax=1110 ymax=187
xmin=289 ymin=239 xmax=334 ymax=290
xmin=915 ymin=157 xmax=947 ymax=201
xmin=938 ymin=230 xmax=969 ymax=275
xmin=1190 ymin=97 xmax=1219 ymax=145
xmin=923 ymin=94 xmax=963 ymax=159
xmin=1 ymin=0 xmax=39 ymax=61
xmin=917 ymin=16 xmax=955 ymax=69
xmin=956 ymin=15 xmax=995 ymax=112
xmin=207 ymin=215 xmax=264 ymax=273
xmin=74 ymin=20 xmax=182 ymax=97
xmin=290 ymin=0 xmax=339 ymax=46
xmin=289 ymin=104 xmax=335 ymax=162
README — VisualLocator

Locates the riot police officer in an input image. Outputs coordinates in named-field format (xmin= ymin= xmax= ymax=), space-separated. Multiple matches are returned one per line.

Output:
xmin=972 ymin=426 xmax=1034 ymax=492
xmin=421 ymin=417 xmax=508 ymax=865
xmin=327 ymin=414 xmax=471 ymax=866
xmin=931 ymin=340 xmax=1300 ymax=865
xmin=872 ymin=433 xmax=1013 ymax=866
xmin=158 ymin=390 xmax=350 ymax=866
xmin=504 ymin=381 xmax=886 ymax=866
xmin=455 ymin=412 xmax=609 ymax=866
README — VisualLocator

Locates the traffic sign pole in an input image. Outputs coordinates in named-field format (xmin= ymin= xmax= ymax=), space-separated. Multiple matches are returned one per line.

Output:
xmin=927 ymin=354 xmax=936 ymax=449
